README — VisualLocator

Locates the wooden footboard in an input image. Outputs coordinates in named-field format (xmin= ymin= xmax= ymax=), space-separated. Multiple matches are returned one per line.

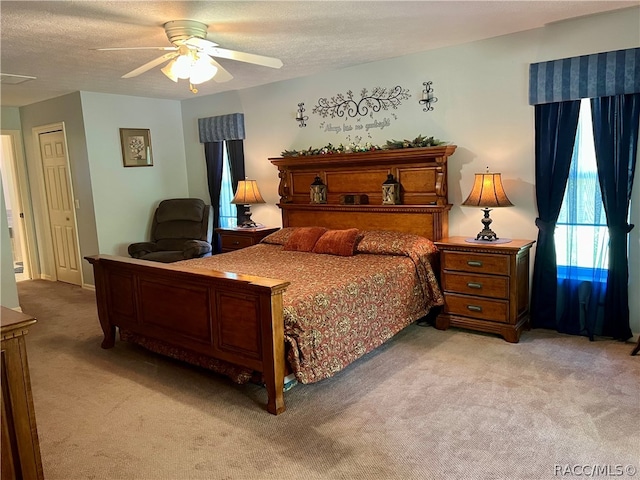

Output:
xmin=85 ymin=255 xmax=290 ymax=415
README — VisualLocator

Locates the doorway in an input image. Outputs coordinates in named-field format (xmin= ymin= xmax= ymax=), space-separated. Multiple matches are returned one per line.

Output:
xmin=36 ymin=128 xmax=82 ymax=286
xmin=1 ymin=133 xmax=31 ymax=282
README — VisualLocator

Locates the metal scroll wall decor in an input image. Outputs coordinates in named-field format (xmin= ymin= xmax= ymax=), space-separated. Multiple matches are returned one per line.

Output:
xmin=293 ymin=82 xmax=438 ymax=140
xmin=312 ymin=86 xmax=411 ymax=119
xmin=301 ymin=85 xmax=412 ymax=139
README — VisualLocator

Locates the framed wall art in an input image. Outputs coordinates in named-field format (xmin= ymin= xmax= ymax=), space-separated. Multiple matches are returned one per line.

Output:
xmin=120 ymin=128 xmax=153 ymax=167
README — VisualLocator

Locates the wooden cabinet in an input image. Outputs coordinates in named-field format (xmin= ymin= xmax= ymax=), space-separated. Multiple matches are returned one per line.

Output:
xmin=434 ymin=237 xmax=535 ymax=343
xmin=1 ymin=307 xmax=44 ymax=480
xmin=216 ymin=227 xmax=280 ymax=253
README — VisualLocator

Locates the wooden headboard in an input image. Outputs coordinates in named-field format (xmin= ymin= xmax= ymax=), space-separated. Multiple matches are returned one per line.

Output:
xmin=269 ymin=145 xmax=456 ymax=240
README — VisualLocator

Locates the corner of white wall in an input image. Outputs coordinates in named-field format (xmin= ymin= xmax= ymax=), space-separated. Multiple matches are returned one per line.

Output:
xmin=0 ymin=174 xmax=20 ymax=309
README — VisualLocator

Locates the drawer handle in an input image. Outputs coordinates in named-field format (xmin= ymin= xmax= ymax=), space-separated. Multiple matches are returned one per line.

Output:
xmin=467 ymin=260 xmax=483 ymax=267
xmin=467 ymin=282 xmax=482 ymax=289
xmin=467 ymin=305 xmax=483 ymax=312
xmin=233 ymin=241 xmax=240 ymax=245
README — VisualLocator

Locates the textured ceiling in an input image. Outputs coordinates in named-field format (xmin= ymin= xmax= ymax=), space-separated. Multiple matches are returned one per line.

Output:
xmin=1 ymin=1 xmax=638 ymax=107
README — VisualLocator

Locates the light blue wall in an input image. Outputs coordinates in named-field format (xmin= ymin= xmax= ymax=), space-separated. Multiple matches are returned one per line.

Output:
xmin=12 ymin=92 xmax=187 ymax=292
xmin=80 ymin=92 xmax=188 ymax=257
xmin=0 ymin=174 xmax=19 ymax=309
xmin=182 ymin=8 xmax=640 ymax=237
xmin=0 ymin=107 xmax=22 ymax=308
xmin=1 ymin=107 xmax=22 ymax=130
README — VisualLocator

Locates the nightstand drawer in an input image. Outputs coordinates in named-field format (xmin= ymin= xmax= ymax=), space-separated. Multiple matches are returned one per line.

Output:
xmin=444 ymin=294 xmax=509 ymax=323
xmin=221 ymin=234 xmax=254 ymax=250
xmin=442 ymin=251 xmax=509 ymax=275
xmin=441 ymin=271 xmax=509 ymax=299
xmin=216 ymin=227 xmax=280 ymax=253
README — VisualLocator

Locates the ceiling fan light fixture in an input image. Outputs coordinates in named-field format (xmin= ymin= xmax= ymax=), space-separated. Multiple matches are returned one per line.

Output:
xmin=189 ymin=55 xmax=218 ymax=84
xmin=173 ymin=53 xmax=193 ymax=79
xmin=160 ymin=59 xmax=179 ymax=82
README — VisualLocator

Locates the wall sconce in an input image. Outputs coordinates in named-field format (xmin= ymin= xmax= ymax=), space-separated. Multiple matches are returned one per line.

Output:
xmin=461 ymin=168 xmax=514 ymax=242
xmin=296 ymin=102 xmax=308 ymax=128
xmin=418 ymin=81 xmax=438 ymax=112
xmin=310 ymin=176 xmax=327 ymax=204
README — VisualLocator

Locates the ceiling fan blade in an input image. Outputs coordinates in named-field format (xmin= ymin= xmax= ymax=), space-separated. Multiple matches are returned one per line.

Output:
xmin=184 ymin=37 xmax=218 ymax=49
xmin=203 ymin=46 xmax=283 ymax=69
xmin=122 ymin=52 xmax=178 ymax=78
xmin=206 ymin=57 xmax=233 ymax=83
xmin=93 ymin=46 xmax=178 ymax=51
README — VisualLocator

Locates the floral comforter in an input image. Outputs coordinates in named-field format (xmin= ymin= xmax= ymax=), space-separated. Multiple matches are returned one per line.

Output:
xmin=176 ymin=230 xmax=443 ymax=384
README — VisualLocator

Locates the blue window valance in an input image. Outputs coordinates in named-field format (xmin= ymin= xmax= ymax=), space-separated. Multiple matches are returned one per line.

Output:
xmin=198 ymin=113 xmax=245 ymax=143
xmin=529 ymin=47 xmax=640 ymax=105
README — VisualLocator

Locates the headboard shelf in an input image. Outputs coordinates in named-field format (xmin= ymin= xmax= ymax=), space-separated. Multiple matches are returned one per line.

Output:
xmin=269 ymin=145 xmax=456 ymax=241
xmin=269 ymin=145 xmax=456 ymax=206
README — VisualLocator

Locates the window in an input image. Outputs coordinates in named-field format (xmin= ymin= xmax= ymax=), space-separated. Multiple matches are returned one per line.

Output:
xmin=218 ymin=142 xmax=236 ymax=228
xmin=555 ymin=99 xmax=609 ymax=279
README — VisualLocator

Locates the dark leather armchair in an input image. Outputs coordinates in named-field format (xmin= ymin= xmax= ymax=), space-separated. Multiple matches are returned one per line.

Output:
xmin=128 ymin=198 xmax=214 ymax=263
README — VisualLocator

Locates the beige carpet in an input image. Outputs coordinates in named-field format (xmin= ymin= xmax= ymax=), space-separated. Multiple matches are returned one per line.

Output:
xmin=15 ymin=280 xmax=640 ymax=480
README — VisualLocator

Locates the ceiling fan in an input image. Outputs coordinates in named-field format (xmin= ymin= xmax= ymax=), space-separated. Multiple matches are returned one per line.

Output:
xmin=96 ymin=20 xmax=283 ymax=92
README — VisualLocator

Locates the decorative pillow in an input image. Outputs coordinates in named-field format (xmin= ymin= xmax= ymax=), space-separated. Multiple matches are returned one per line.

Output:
xmin=312 ymin=229 xmax=359 ymax=256
xmin=353 ymin=229 xmax=443 ymax=307
xmin=260 ymin=227 xmax=294 ymax=245
xmin=356 ymin=230 xmax=434 ymax=256
xmin=283 ymin=227 xmax=328 ymax=252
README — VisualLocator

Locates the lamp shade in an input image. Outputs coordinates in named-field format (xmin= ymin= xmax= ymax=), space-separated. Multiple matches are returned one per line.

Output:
xmin=160 ymin=59 xmax=180 ymax=82
xmin=231 ymin=180 xmax=266 ymax=205
xmin=161 ymin=53 xmax=192 ymax=82
xmin=462 ymin=172 xmax=514 ymax=208
xmin=189 ymin=55 xmax=218 ymax=85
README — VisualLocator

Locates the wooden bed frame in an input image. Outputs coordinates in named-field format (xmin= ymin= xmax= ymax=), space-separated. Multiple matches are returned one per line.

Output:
xmin=86 ymin=145 xmax=456 ymax=415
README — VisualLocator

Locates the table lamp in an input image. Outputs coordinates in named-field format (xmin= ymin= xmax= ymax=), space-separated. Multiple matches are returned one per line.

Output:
xmin=231 ymin=179 xmax=265 ymax=228
xmin=462 ymin=169 xmax=513 ymax=242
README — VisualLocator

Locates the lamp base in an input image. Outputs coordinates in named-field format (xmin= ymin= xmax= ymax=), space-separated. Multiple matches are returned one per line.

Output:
xmin=476 ymin=228 xmax=499 ymax=241
xmin=237 ymin=219 xmax=260 ymax=228
xmin=237 ymin=206 xmax=258 ymax=228
xmin=467 ymin=209 xmax=512 ymax=243
xmin=465 ymin=237 xmax=512 ymax=244
xmin=474 ymin=207 xmax=501 ymax=241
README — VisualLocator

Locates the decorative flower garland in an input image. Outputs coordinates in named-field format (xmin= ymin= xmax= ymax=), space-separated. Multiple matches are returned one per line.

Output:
xmin=281 ymin=134 xmax=445 ymax=157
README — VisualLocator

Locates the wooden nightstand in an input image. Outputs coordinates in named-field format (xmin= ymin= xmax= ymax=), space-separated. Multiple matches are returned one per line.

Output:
xmin=434 ymin=236 xmax=535 ymax=343
xmin=216 ymin=226 xmax=280 ymax=253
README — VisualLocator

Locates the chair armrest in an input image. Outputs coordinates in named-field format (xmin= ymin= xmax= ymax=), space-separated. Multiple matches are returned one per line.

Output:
xmin=128 ymin=242 xmax=159 ymax=258
xmin=183 ymin=240 xmax=212 ymax=259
